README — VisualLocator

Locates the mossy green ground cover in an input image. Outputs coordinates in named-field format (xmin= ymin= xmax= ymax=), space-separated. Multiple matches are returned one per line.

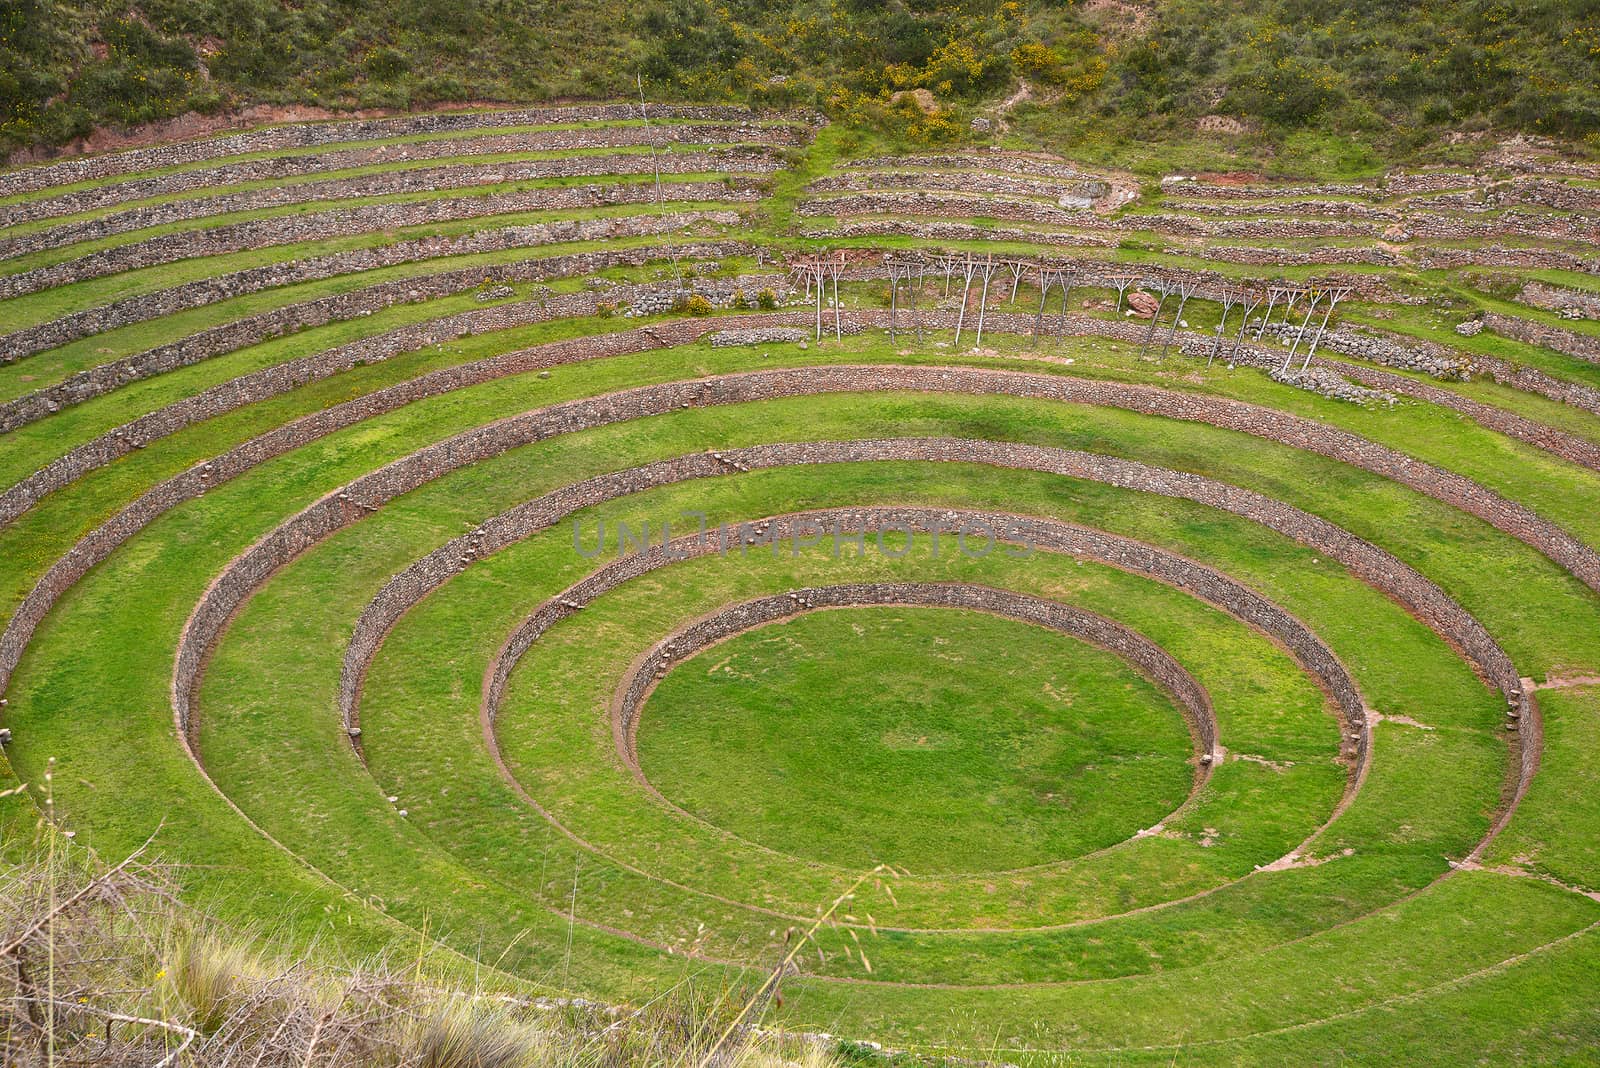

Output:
xmin=638 ymin=606 xmax=1195 ymax=874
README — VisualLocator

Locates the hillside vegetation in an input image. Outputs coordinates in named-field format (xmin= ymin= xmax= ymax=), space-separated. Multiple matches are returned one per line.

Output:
xmin=4 ymin=0 xmax=1599 ymax=167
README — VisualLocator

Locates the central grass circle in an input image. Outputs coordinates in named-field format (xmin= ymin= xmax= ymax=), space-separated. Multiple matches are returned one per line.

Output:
xmin=635 ymin=605 xmax=1199 ymax=873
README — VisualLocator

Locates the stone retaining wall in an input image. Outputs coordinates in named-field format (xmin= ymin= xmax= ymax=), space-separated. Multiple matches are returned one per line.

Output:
xmin=215 ymin=419 xmax=1518 ymax=783
xmin=805 ymin=219 xmax=1118 ymax=249
xmin=1483 ymin=312 xmax=1600 ymax=364
xmin=1500 ymin=178 xmax=1600 ymax=215
xmin=1158 ymin=180 xmax=1373 ymax=201
xmin=0 ymin=181 xmax=759 ymax=300
xmin=1403 ymin=212 xmax=1600 ymax=245
xmin=5 ymin=357 xmax=1541 ymax=731
xmin=0 ymin=354 xmax=1547 ymax=808
xmin=843 ymin=155 xmax=1106 ymax=184
xmin=709 ymin=327 xmax=811 ymax=347
xmin=0 ymin=151 xmax=781 ymax=260
xmin=1382 ymin=172 xmax=1479 ymax=196
xmin=622 ymin=279 xmax=800 ymax=317
xmin=0 ymin=105 xmax=781 ymax=196
xmin=800 ymin=192 xmax=1104 ymax=229
xmin=802 ymin=193 xmax=1382 ymax=240
xmin=2 ymin=237 xmax=1415 ymax=369
xmin=13 ymin=306 xmax=1600 ymax=536
xmin=1141 ymin=213 xmax=1379 ymax=240
xmin=1 ymin=265 xmax=780 ymax=441
xmin=0 ymin=242 xmax=751 ymax=431
xmin=3 ymin=137 xmax=792 ymax=229
xmin=0 ymin=289 xmax=788 ymax=524
xmin=1280 ymin=325 xmax=1473 ymax=379
xmin=800 ymin=176 xmax=1599 ymax=249
xmin=230 ymin=423 xmax=1526 ymax=777
xmin=1180 ymin=244 xmax=1400 ymax=267
xmin=1415 ymin=245 xmax=1600 ymax=274
xmin=1161 ymin=198 xmax=1399 ymax=221
xmin=358 ymin=494 xmax=1378 ymax=779
xmin=1517 ymin=280 xmax=1600 ymax=320
xmin=809 ymin=172 xmax=1103 ymax=202
xmin=0 ymin=210 xmax=741 ymax=361
xmin=1321 ymin=358 xmax=1600 ymax=472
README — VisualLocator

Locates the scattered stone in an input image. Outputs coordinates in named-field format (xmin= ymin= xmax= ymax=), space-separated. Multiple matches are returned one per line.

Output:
xmin=710 ymin=326 xmax=811 ymax=347
xmin=1271 ymin=365 xmax=1397 ymax=405
xmin=1197 ymin=114 xmax=1247 ymax=135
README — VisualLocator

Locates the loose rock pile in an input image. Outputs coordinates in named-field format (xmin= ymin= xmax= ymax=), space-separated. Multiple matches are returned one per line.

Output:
xmin=710 ymin=327 xmax=811 ymax=347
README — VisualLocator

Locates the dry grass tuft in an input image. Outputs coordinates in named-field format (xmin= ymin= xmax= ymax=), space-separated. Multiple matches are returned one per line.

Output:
xmin=0 ymin=822 xmax=870 ymax=1067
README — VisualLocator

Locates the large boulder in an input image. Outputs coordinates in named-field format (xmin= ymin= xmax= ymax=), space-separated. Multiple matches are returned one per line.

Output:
xmin=1127 ymin=291 xmax=1162 ymax=318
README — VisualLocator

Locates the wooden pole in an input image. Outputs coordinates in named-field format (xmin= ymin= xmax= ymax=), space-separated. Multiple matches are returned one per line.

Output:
xmin=814 ymin=265 xmax=823 ymax=341
xmin=637 ymin=75 xmax=661 ymax=203
xmin=1138 ymin=282 xmax=1170 ymax=357
xmin=1280 ymin=290 xmax=1321 ymax=374
xmin=888 ymin=269 xmax=898 ymax=343
xmin=1303 ymin=288 xmax=1348 ymax=368
xmin=1033 ymin=264 xmax=1049 ymax=340
xmin=954 ymin=256 xmax=976 ymax=347
xmin=974 ymin=257 xmax=994 ymax=348
xmin=913 ymin=264 xmax=925 ymax=344
xmin=1228 ymin=293 xmax=1263 ymax=360
xmin=1254 ymin=287 xmax=1281 ymax=342
xmin=1208 ymin=290 xmax=1236 ymax=366
xmin=1159 ymin=280 xmax=1195 ymax=358
xmin=832 ymin=260 xmax=842 ymax=342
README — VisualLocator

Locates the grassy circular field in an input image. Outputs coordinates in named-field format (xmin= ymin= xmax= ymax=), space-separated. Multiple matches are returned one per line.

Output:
xmin=636 ymin=604 xmax=1198 ymax=873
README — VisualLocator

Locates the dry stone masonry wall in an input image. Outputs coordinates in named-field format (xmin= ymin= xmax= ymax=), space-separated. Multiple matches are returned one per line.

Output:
xmin=810 ymin=218 xmax=1118 ymax=249
xmin=2 ymin=138 xmax=793 ymax=229
xmin=0 ymin=249 xmax=761 ymax=433
xmin=1517 ymin=281 xmax=1600 ymax=320
xmin=0 ymin=210 xmax=742 ymax=360
xmin=0 ymin=105 xmax=802 ymax=196
xmin=809 ymin=171 xmax=1106 ymax=204
xmin=844 ymin=154 xmax=1108 ymax=185
xmin=7 ymin=356 xmax=1540 ymax=734
xmin=0 ymin=151 xmax=782 ymax=260
xmin=1483 ymin=312 xmax=1600 ymax=365
xmin=0 ymin=181 xmax=760 ymax=300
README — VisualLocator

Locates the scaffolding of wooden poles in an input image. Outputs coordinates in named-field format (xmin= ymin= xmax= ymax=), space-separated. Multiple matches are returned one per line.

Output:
xmin=1278 ymin=283 xmax=1354 ymax=374
xmin=883 ymin=254 xmax=927 ymax=344
xmin=787 ymin=250 xmax=850 ymax=342
xmin=861 ymin=249 xmax=1357 ymax=370
xmin=1034 ymin=264 xmax=1075 ymax=340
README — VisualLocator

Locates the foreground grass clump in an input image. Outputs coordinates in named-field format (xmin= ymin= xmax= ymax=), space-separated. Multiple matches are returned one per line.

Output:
xmin=0 ymin=821 xmax=858 ymax=1067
